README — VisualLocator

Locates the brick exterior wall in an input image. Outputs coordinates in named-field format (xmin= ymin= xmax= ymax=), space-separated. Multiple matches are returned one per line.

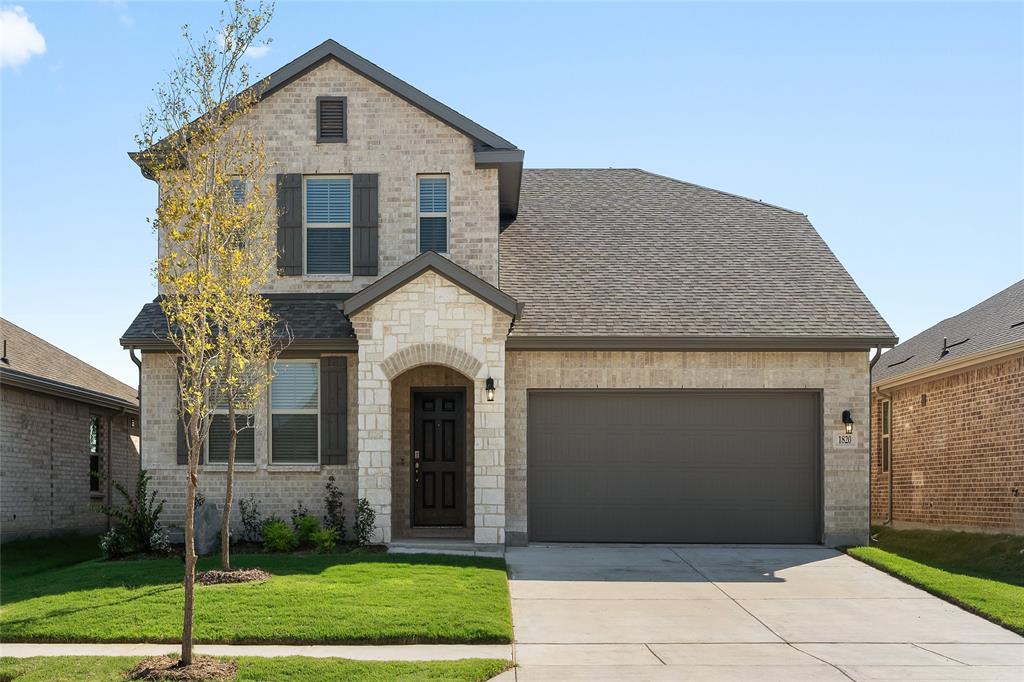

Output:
xmin=871 ymin=353 xmax=1024 ymax=534
xmin=505 ymin=350 xmax=872 ymax=547
xmin=1 ymin=384 xmax=140 ymax=541
xmin=157 ymin=59 xmax=500 ymax=295
xmin=140 ymin=351 xmax=359 ymax=539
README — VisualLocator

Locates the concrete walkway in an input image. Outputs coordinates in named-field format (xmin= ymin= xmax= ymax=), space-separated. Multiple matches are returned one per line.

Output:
xmin=0 ymin=642 xmax=513 ymax=662
xmin=504 ymin=544 xmax=1024 ymax=681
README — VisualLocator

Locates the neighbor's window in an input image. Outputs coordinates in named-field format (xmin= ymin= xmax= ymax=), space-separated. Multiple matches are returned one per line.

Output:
xmin=88 ymin=416 xmax=101 ymax=493
xmin=270 ymin=360 xmax=319 ymax=464
xmin=418 ymin=175 xmax=448 ymax=253
xmin=880 ymin=399 xmax=891 ymax=473
xmin=304 ymin=177 xmax=352 ymax=275
xmin=206 ymin=410 xmax=256 ymax=465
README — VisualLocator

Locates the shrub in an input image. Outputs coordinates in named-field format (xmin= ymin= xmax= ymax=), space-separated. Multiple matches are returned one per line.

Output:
xmin=100 ymin=527 xmax=131 ymax=559
xmin=310 ymin=526 xmax=338 ymax=554
xmin=238 ymin=494 xmax=263 ymax=543
xmin=97 ymin=470 xmax=166 ymax=557
xmin=353 ymin=498 xmax=376 ymax=546
xmin=262 ymin=518 xmax=297 ymax=552
xmin=290 ymin=501 xmax=310 ymax=527
xmin=293 ymin=514 xmax=321 ymax=547
xmin=323 ymin=476 xmax=346 ymax=541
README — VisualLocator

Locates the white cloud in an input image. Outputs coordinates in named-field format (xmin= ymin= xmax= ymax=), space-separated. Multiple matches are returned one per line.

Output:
xmin=0 ymin=5 xmax=46 ymax=68
xmin=215 ymin=31 xmax=269 ymax=59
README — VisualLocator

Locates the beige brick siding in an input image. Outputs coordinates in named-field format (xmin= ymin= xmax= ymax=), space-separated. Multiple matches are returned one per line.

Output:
xmin=505 ymin=350 xmax=872 ymax=547
xmin=140 ymin=351 xmax=359 ymax=539
xmin=1 ymin=384 xmax=140 ymax=541
xmin=871 ymin=353 xmax=1024 ymax=533
xmin=350 ymin=270 xmax=511 ymax=544
xmin=157 ymin=58 xmax=500 ymax=294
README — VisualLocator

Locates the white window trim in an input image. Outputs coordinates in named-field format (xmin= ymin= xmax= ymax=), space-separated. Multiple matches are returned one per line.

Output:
xmin=417 ymin=174 xmax=449 ymax=254
xmin=880 ymin=399 xmax=891 ymax=473
xmin=303 ymin=175 xmax=353 ymax=279
xmin=204 ymin=408 xmax=256 ymax=466
xmin=268 ymin=358 xmax=321 ymax=466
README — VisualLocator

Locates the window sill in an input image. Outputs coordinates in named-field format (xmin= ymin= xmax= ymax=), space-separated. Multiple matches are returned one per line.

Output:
xmin=304 ymin=274 xmax=353 ymax=282
xmin=268 ymin=463 xmax=321 ymax=472
xmin=90 ymin=492 xmax=104 ymax=500
xmin=202 ymin=464 xmax=258 ymax=470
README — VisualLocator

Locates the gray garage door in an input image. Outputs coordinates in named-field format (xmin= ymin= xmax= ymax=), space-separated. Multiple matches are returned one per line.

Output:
xmin=528 ymin=391 xmax=820 ymax=543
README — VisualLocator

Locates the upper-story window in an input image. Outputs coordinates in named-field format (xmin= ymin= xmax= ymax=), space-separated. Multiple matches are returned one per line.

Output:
xmin=229 ymin=178 xmax=246 ymax=205
xmin=418 ymin=176 xmax=448 ymax=253
xmin=305 ymin=176 xmax=352 ymax=275
xmin=317 ymin=96 xmax=347 ymax=143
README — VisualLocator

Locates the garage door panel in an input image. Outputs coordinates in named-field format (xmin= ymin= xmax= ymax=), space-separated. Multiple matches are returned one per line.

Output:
xmin=528 ymin=390 xmax=820 ymax=544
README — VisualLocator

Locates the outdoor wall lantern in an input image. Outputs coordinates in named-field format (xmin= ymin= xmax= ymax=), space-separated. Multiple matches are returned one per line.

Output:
xmin=842 ymin=410 xmax=854 ymax=434
xmin=485 ymin=377 xmax=496 ymax=402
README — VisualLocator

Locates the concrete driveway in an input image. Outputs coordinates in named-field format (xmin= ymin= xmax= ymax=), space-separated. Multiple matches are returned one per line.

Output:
xmin=502 ymin=545 xmax=1023 ymax=681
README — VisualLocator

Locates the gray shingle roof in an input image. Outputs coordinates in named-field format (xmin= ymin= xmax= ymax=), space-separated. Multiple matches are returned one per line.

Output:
xmin=499 ymin=169 xmax=895 ymax=344
xmin=1 ymin=318 xmax=138 ymax=406
xmin=872 ymin=279 xmax=1024 ymax=385
xmin=121 ymin=295 xmax=355 ymax=347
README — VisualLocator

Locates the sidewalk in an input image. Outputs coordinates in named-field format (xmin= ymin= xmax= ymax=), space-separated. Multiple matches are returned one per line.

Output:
xmin=0 ymin=642 xmax=513 ymax=661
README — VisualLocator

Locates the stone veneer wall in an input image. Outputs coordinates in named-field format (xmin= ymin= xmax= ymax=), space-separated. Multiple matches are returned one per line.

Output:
xmin=349 ymin=270 xmax=510 ymax=544
xmin=871 ymin=353 xmax=1024 ymax=533
xmin=140 ymin=351 xmax=359 ymax=538
xmin=157 ymin=59 xmax=500 ymax=295
xmin=505 ymin=350 xmax=872 ymax=547
xmin=390 ymin=365 xmax=475 ymax=540
xmin=1 ymin=384 xmax=139 ymax=540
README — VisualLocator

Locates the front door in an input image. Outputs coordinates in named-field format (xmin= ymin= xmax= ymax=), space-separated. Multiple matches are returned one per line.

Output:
xmin=412 ymin=390 xmax=465 ymax=526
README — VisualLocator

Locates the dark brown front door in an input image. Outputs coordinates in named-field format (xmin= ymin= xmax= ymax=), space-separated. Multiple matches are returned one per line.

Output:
xmin=412 ymin=390 xmax=465 ymax=527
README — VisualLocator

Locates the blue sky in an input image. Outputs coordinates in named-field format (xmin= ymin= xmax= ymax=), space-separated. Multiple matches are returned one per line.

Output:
xmin=2 ymin=1 xmax=1021 ymax=386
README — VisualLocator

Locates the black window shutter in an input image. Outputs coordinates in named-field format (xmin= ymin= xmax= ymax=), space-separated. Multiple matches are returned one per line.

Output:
xmin=317 ymin=96 xmax=346 ymax=143
xmin=352 ymin=173 xmax=378 ymax=276
xmin=276 ymin=173 xmax=302 ymax=276
xmin=175 ymin=365 xmax=189 ymax=465
xmin=320 ymin=357 xmax=348 ymax=465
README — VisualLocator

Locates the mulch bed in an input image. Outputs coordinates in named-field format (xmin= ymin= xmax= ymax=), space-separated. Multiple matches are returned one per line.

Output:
xmin=196 ymin=568 xmax=271 ymax=585
xmin=127 ymin=655 xmax=236 ymax=681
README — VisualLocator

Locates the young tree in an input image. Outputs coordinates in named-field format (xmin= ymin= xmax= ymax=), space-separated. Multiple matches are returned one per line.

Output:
xmin=136 ymin=0 xmax=274 ymax=667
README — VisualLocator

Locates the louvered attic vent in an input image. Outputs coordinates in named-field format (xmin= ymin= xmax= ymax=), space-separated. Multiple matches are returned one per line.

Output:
xmin=317 ymin=96 xmax=346 ymax=143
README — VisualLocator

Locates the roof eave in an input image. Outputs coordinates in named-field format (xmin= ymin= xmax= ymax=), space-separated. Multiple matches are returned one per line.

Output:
xmin=0 ymin=367 xmax=138 ymax=413
xmin=475 ymin=149 xmax=524 ymax=222
xmin=873 ymin=339 xmax=1024 ymax=390
xmin=505 ymin=335 xmax=899 ymax=352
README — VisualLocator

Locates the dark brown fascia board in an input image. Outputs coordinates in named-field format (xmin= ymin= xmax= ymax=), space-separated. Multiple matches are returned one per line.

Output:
xmin=0 ymin=368 xmax=138 ymax=414
xmin=343 ymin=251 xmax=520 ymax=318
xmin=504 ymin=335 xmax=900 ymax=352
xmin=121 ymin=338 xmax=357 ymax=352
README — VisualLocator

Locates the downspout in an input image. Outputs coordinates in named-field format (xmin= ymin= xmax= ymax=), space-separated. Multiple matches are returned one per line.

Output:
xmin=129 ymin=347 xmax=142 ymax=463
xmin=106 ymin=413 xmax=113 ymax=530
xmin=868 ymin=346 xmax=882 ymax=536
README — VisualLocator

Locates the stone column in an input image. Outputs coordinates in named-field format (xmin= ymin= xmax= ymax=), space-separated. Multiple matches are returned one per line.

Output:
xmin=352 ymin=317 xmax=392 ymax=544
xmin=471 ymin=317 xmax=508 ymax=545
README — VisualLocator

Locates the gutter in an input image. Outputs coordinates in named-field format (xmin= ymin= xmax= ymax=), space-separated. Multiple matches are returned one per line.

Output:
xmin=874 ymin=339 xmax=1024 ymax=391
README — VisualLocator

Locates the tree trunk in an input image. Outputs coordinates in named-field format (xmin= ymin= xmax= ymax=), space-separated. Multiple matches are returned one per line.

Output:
xmin=221 ymin=405 xmax=237 ymax=571
xmin=181 ymin=416 xmax=201 ymax=666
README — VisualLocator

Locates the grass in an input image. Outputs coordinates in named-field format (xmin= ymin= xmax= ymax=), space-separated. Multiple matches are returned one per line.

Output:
xmin=0 ymin=533 xmax=102 ymax=581
xmin=0 ymin=656 xmax=510 ymax=682
xmin=847 ymin=526 xmax=1024 ymax=635
xmin=1 ymin=537 xmax=512 ymax=645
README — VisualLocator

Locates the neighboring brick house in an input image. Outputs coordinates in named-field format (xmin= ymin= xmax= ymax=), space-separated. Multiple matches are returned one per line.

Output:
xmin=871 ymin=280 xmax=1024 ymax=534
xmin=1 ymin=318 xmax=140 ymax=541
xmin=123 ymin=40 xmax=896 ymax=548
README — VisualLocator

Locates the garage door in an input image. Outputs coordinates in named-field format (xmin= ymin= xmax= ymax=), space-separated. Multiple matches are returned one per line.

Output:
xmin=528 ymin=391 xmax=820 ymax=543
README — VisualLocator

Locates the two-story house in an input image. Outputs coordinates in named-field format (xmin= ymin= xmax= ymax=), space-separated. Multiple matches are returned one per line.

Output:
xmin=122 ymin=40 xmax=897 ymax=548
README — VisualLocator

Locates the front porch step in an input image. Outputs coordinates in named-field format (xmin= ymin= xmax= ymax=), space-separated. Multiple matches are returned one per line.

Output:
xmin=387 ymin=539 xmax=505 ymax=558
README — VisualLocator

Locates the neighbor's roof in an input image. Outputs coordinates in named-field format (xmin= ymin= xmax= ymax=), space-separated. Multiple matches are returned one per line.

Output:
xmin=0 ymin=318 xmax=138 ymax=410
xmin=872 ymin=279 xmax=1024 ymax=385
xmin=499 ymin=169 xmax=896 ymax=349
xmin=120 ymin=295 xmax=356 ymax=351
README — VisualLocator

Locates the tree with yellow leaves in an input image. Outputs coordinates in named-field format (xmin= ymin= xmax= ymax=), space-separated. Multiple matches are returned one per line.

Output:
xmin=135 ymin=0 xmax=275 ymax=668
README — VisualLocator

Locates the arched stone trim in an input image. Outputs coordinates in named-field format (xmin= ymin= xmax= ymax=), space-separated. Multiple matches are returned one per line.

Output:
xmin=380 ymin=343 xmax=484 ymax=381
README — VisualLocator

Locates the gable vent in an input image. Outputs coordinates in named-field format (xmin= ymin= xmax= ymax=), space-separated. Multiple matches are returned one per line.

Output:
xmin=317 ymin=96 xmax=347 ymax=143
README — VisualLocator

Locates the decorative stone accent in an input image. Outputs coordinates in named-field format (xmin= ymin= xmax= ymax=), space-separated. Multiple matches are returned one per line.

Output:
xmin=350 ymin=270 xmax=511 ymax=545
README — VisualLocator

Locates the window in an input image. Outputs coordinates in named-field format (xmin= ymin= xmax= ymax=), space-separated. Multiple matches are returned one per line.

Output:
xmin=418 ymin=176 xmax=448 ymax=253
xmin=88 ymin=416 xmax=101 ymax=493
xmin=270 ymin=360 xmax=319 ymax=464
xmin=880 ymin=399 xmax=891 ymax=473
xmin=316 ymin=96 xmax=346 ymax=143
xmin=229 ymin=178 xmax=246 ymax=205
xmin=304 ymin=177 xmax=352 ymax=275
xmin=206 ymin=412 xmax=256 ymax=464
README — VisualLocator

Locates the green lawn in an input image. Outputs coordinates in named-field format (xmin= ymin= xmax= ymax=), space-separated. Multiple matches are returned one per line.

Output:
xmin=1 ymin=538 xmax=512 ymax=645
xmin=847 ymin=526 xmax=1024 ymax=635
xmin=0 ymin=656 xmax=509 ymax=682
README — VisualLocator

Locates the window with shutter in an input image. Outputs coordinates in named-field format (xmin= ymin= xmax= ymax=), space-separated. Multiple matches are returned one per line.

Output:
xmin=206 ymin=413 xmax=256 ymax=464
xmin=317 ymin=96 xmax=347 ymax=143
xmin=418 ymin=176 xmax=448 ymax=253
xmin=304 ymin=177 xmax=352 ymax=275
xmin=270 ymin=360 xmax=320 ymax=464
